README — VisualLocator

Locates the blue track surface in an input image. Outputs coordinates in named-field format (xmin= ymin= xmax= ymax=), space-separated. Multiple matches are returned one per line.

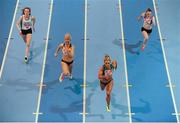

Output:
xmin=38 ymin=0 xmax=84 ymax=122
xmin=121 ymin=0 xmax=176 ymax=122
xmin=0 ymin=0 xmax=16 ymax=68
xmin=85 ymin=0 xmax=129 ymax=122
xmin=157 ymin=0 xmax=180 ymax=120
xmin=0 ymin=0 xmax=180 ymax=122
xmin=0 ymin=0 xmax=50 ymax=121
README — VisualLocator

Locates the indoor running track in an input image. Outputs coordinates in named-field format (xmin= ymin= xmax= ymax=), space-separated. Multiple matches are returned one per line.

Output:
xmin=0 ymin=0 xmax=180 ymax=123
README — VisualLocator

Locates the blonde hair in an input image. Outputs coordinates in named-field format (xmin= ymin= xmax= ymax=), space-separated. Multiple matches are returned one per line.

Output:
xmin=64 ymin=33 xmax=72 ymax=41
xmin=104 ymin=54 xmax=111 ymax=63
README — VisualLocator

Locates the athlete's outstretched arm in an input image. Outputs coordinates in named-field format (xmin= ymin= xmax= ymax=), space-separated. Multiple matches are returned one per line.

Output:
xmin=152 ymin=16 xmax=156 ymax=26
xmin=16 ymin=16 xmax=23 ymax=31
xmin=31 ymin=16 xmax=36 ymax=32
xmin=112 ymin=60 xmax=117 ymax=70
xmin=98 ymin=67 xmax=105 ymax=81
xmin=137 ymin=12 xmax=145 ymax=21
xmin=54 ymin=43 xmax=63 ymax=57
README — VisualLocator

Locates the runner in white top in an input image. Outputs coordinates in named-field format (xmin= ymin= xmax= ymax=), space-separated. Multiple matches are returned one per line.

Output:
xmin=16 ymin=7 xmax=35 ymax=63
xmin=54 ymin=33 xmax=75 ymax=82
xmin=138 ymin=8 xmax=155 ymax=51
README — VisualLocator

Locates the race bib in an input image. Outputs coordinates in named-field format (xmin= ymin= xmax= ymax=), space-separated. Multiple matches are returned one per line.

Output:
xmin=105 ymin=70 xmax=112 ymax=77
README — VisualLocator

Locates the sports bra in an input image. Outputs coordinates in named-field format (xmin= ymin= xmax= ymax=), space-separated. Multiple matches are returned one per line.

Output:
xmin=62 ymin=43 xmax=72 ymax=56
xmin=102 ymin=64 xmax=114 ymax=76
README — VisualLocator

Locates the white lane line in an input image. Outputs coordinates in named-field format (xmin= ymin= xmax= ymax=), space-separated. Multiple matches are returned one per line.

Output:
xmin=0 ymin=0 xmax=20 ymax=78
xmin=80 ymin=84 xmax=89 ymax=87
xmin=153 ymin=0 xmax=180 ymax=122
xmin=80 ymin=112 xmax=88 ymax=115
xmin=83 ymin=0 xmax=88 ymax=123
xmin=166 ymin=84 xmax=176 ymax=88
xmin=33 ymin=112 xmax=43 ymax=115
xmin=34 ymin=0 xmax=54 ymax=122
xmin=118 ymin=0 xmax=132 ymax=122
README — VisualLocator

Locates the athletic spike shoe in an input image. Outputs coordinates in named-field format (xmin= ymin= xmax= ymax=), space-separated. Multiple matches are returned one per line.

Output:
xmin=24 ymin=56 xmax=28 ymax=63
xmin=69 ymin=74 xmax=73 ymax=80
xmin=59 ymin=73 xmax=64 ymax=82
xmin=106 ymin=105 xmax=111 ymax=112
xmin=141 ymin=44 xmax=146 ymax=51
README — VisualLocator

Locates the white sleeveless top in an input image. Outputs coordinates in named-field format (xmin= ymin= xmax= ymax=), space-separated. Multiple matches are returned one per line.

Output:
xmin=143 ymin=16 xmax=153 ymax=29
xmin=21 ymin=15 xmax=32 ymax=30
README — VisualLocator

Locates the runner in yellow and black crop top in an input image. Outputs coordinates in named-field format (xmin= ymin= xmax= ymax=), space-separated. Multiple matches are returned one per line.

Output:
xmin=138 ymin=8 xmax=155 ymax=51
xmin=98 ymin=55 xmax=117 ymax=112
xmin=16 ymin=7 xmax=35 ymax=63
xmin=55 ymin=33 xmax=75 ymax=82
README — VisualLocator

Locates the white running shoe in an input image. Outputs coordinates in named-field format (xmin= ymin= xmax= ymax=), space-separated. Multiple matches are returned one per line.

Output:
xmin=69 ymin=74 xmax=73 ymax=80
xmin=106 ymin=105 xmax=111 ymax=112
xmin=24 ymin=56 xmax=28 ymax=63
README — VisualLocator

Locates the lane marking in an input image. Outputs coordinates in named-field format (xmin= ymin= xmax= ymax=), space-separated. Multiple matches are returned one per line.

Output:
xmin=118 ymin=0 xmax=132 ymax=122
xmin=172 ymin=113 xmax=180 ymax=116
xmin=0 ymin=0 xmax=20 ymax=78
xmin=122 ymin=84 xmax=132 ymax=88
xmin=80 ymin=112 xmax=89 ymax=115
xmin=166 ymin=84 xmax=176 ymax=88
xmin=125 ymin=113 xmax=135 ymax=116
xmin=153 ymin=0 xmax=180 ymax=122
xmin=36 ymin=83 xmax=47 ymax=87
xmin=83 ymin=0 xmax=88 ymax=123
xmin=81 ymin=84 xmax=89 ymax=87
xmin=33 ymin=112 xmax=43 ymax=115
xmin=35 ymin=0 xmax=54 ymax=122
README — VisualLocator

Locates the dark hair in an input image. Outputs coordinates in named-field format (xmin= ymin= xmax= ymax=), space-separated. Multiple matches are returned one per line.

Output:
xmin=146 ymin=8 xmax=152 ymax=12
xmin=144 ymin=8 xmax=152 ymax=18
xmin=22 ymin=7 xmax=31 ymax=15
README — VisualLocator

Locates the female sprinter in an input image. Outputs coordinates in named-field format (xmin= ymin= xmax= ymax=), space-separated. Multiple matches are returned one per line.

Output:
xmin=54 ymin=33 xmax=74 ymax=82
xmin=16 ymin=7 xmax=35 ymax=63
xmin=138 ymin=8 xmax=155 ymax=50
xmin=98 ymin=55 xmax=117 ymax=112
